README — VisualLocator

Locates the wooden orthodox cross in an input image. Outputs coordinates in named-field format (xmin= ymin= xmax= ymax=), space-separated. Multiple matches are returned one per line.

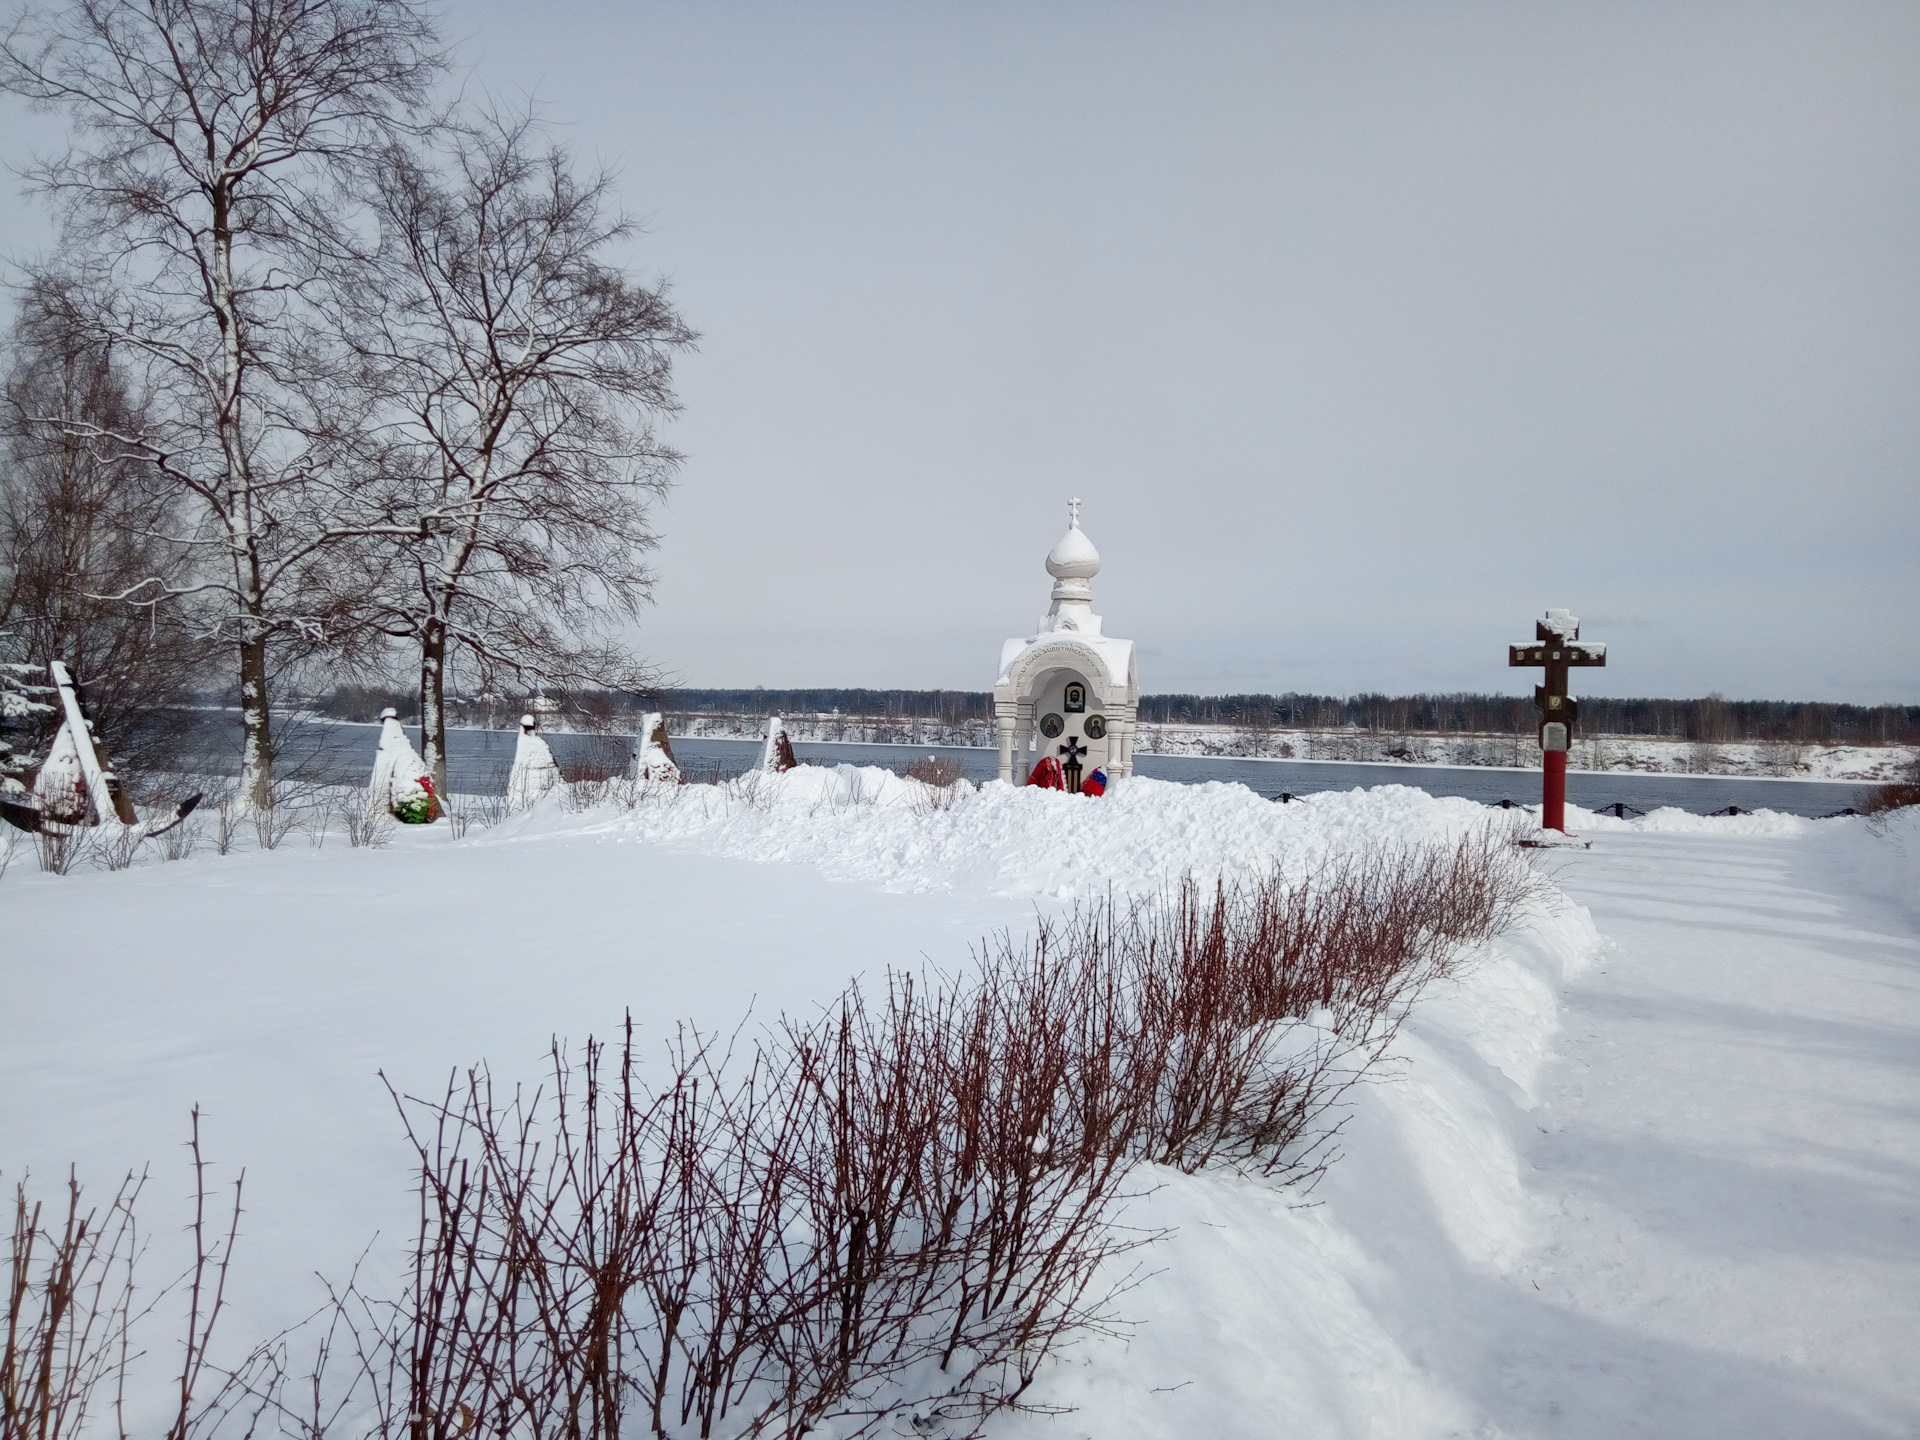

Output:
xmin=1507 ymin=609 xmax=1606 ymax=833
xmin=1057 ymin=735 xmax=1089 ymax=794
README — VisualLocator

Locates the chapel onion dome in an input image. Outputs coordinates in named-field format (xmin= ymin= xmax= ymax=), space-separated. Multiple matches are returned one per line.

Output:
xmin=1045 ymin=519 xmax=1101 ymax=581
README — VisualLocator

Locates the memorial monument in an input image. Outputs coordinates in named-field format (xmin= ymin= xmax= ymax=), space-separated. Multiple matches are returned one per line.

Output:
xmin=1508 ymin=608 xmax=1607 ymax=833
xmin=994 ymin=500 xmax=1139 ymax=790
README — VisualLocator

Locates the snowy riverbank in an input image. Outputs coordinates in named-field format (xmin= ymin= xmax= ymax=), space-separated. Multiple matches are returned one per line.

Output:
xmin=3 ymin=775 xmax=1915 ymax=1436
xmin=660 ymin=712 xmax=1916 ymax=782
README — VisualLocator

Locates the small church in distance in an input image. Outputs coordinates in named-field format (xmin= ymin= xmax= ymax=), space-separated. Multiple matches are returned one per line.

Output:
xmin=994 ymin=501 xmax=1140 ymax=791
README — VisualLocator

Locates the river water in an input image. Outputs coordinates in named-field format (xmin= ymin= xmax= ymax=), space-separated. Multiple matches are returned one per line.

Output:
xmin=191 ymin=717 xmax=1872 ymax=819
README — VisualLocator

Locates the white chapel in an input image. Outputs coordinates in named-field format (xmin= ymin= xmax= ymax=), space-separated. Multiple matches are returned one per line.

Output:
xmin=994 ymin=501 xmax=1140 ymax=789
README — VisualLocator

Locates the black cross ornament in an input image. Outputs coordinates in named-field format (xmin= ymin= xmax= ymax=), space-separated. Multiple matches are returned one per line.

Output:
xmin=1057 ymin=736 xmax=1088 ymax=794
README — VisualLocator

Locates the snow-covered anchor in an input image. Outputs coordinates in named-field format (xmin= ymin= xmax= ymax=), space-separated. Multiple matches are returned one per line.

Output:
xmin=0 ymin=660 xmax=200 ymax=837
xmin=761 ymin=716 xmax=797 ymax=773
xmin=370 ymin=708 xmax=441 ymax=823
xmin=632 ymin=711 xmax=682 ymax=784
xmin=507 ymin=713 xmax=561 ymax=811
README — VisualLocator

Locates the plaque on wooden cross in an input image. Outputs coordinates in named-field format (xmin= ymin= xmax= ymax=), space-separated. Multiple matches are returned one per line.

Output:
xmin=1057 ymin=735 xmax=1089 ymax=793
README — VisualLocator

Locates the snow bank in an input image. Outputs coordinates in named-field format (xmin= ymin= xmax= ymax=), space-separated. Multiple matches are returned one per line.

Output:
xmin=996 ymin=865 xmax=1603 ymax=1438
xmin=499 ymin=768 xmax=1515 ymax=900
xmin=484 ymin=768 xmax=1609 ymax=1435
xmin=1564 ymin=801 xmax=1816 ymax=836
xmin=1818 ymin=804 xmax=1920 ymax=924
xmin=3 ymin=766 xmax=1613 ymax=1439
xmin=1133 ymin=725 xmax=1915 ymax=782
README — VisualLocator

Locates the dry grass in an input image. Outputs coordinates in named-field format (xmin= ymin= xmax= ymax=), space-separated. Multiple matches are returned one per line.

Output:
xmin=1860 ymin=757 xmax=1920 ymax=817
xmin=3 ymin=1111 xmax=263 ymax=1440
xmin=337 ymin=788 xmax=395 ymax=849
xmin=33 ymin=826 xmax=85 ymax=876
xmin=91 ymin=826 xmax=143 ymax=872
xmin=898 ymin=755 xmax=966 ymax=788
xmin=898 ymin=755 xmax=973 ymax=814
xmin=3 ymin=1168 xmax=144 ymax=1440
xmin=156 ymin=808 xmax=204 ymax=863
xmin=1861 ymin=782 xmax=1920 ymax=816
xmin=560 ymin=736 xmax=634 ymax=785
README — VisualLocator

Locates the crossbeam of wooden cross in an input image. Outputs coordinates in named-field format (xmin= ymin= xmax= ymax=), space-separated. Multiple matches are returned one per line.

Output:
xmin=1509 ymin=609 xmax=1606 ymax=729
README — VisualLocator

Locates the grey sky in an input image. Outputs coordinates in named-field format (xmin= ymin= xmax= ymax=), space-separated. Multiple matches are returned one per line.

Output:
xmin=6 ymin=2 xmax=1917 ymax=701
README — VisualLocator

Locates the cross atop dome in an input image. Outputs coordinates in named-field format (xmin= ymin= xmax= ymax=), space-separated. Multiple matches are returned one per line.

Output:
xmin=1042 ymin=499 xmax=1102 ymax=633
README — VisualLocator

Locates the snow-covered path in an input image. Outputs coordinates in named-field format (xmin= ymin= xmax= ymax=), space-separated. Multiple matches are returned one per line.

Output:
xmin=1495 ymin=829 xmax=1920 ymax=1437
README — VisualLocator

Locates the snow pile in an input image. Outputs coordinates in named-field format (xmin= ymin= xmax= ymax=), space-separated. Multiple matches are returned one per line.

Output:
xmin=632 ymin=711 xmax=680 ymax=783
xmin=29 ymin=719 xmax=86 ymax=820
xmin=993 ymin=888 xmax=1598 ymax=1439
xmin=500 ymin=767 xmax=1520 ymax=899
xmin=506 ymin=719 xmax=561 ymax=810
xmin=369 ymin=710 xmax=435 ymax=817
xmin=0 ymin=661 xmax=52 ymax=791
xmin=471 ymin=775 xmax=1610 ymax=1435
xmin=1823 ymin=803 xmax=1920 ymax=924
xmin=1564 ymin=801 xmax=1816 ymax=836
xmin=469 ymin=770 xmax=1617 ymax=1433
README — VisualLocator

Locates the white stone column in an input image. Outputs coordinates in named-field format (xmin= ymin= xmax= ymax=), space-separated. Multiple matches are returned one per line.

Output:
xmin=995 ymin=701 xmax=1016 ymax=783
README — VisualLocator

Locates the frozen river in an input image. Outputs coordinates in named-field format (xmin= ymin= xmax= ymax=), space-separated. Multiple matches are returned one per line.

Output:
xmin=179 ymin=716 xmax=1872 ymax=819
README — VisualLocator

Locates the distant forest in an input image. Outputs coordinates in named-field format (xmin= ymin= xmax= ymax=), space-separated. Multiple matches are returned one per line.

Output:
xmin=642 ymin=689 xmax=1918 ymax=746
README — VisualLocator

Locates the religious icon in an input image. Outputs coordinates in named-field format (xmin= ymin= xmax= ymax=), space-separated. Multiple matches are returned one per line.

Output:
xmin=1039 ymin=712 xmax=1065 ymax=739
xmin=1083 ymin=714 xmax=1107 ymax=740
xmin=1064 ymin=682 xmax=1086 ymax=713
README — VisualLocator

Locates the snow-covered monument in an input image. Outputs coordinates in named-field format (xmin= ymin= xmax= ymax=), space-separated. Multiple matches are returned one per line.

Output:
xmin=995 ymin=500 xmax=1139 ymax=789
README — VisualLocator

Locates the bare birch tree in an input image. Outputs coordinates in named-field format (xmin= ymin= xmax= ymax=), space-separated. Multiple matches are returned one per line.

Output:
xmin=1 ymin=0 xmax=441 ymax=808
xmin=338 ymin=111 xmax=694 ymax=793
xmin=1 ymin=283 xmax=219 ymax=773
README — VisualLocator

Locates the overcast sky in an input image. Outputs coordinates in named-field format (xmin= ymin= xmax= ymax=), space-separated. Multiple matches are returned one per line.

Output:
xmin=5 ymin=2 xmax=1917 ymax=702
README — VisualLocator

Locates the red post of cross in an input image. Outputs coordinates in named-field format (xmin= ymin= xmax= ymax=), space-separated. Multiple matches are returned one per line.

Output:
xmin=1508 ymin=609 xmax=1607 ymax=833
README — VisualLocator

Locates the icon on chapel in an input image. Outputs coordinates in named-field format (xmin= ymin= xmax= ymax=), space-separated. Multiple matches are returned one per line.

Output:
xmin=992 ymin=498 xmax=1140 ymax=788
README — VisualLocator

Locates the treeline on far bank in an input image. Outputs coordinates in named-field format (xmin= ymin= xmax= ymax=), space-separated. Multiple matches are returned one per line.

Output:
xmin=302 ymin=686 xmax=1919 ymax=747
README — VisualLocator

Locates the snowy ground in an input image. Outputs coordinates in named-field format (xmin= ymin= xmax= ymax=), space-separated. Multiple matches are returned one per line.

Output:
xmin=2 ymin=774 xmax=1915 ymax=1437
xmin=1133 ymin=725 xmax=1916 ymax=783
xmin=999 ymin=805 xmax=1920 ymax=1439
